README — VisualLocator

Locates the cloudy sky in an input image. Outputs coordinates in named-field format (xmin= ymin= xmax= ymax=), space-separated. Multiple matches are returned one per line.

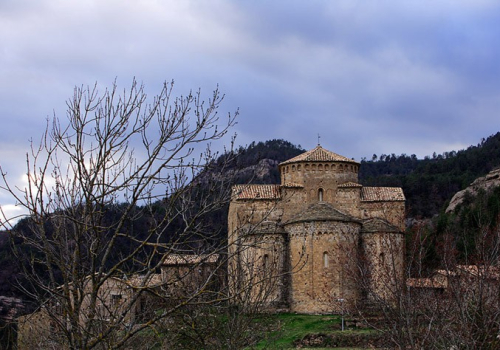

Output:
xmin=1 ymin=0 xmax=500 ymax=218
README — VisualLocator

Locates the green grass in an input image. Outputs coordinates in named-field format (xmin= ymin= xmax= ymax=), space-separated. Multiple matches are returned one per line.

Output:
xmin=253 ymin=313 xmax=338 ymax=349
xmin=253 ymin=313 xmax=380 ymax=349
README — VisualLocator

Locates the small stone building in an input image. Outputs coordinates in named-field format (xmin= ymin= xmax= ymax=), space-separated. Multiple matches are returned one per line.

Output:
xmin=17 ymin=274 xmax=163 ymax=349
xmin=161 ymin=254 xmax=221 ymax=300
xmin=228 ymin=145 xmax=405 ymax=314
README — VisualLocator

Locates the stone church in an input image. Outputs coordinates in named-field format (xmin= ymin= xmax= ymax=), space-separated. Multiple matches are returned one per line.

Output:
xmin=228 ymin=145 xmax=405 ymax=314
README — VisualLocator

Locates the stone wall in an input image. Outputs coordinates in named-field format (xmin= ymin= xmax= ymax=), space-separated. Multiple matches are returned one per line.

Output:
xmin=336 ymin=187 xmax=361 ymax=217
xmin=17 ymin=309 xmax=54 ymax=350
xmin=162 ymin=262 xmax=219 ymax=300
xmin=228 ymin=146 xmax=405 ymax=314
xmin=286 ymin=221 xmax=361 ymax=313
xmin=360 ymin=201 xmax=405 ymax=231
xmin=280 ymin=161 xmax=359 ymax=199
xmin=230 ymin=231 xmax=288 ymax=307
xmin=361 ymin=231 xmax=405 ymax=303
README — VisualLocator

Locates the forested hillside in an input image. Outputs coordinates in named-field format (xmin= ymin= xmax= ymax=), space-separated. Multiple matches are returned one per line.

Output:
xmin=214 ymin=139 xmax=305 ymax=184
xmin=3 ymin=134 xmax=500 ymax=345
xmin=359 ymin=131 xmax=500 ymax=217
xmin=217 ymin=133 xmax=500 ymax=219
xmin=0 ymin=140 xmax=305 ymax=297
xmin=4 ymin=135 xmax=500 ymax=288
xmin=3 ymin=135 xmax=500 ymax=347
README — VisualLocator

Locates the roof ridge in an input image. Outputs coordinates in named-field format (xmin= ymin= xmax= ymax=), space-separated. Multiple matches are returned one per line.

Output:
xmin=280 ymin=145 xmax=358 ymax=165
xmin=233 ymin=184 xmax=281 ymax=200
xmin=361 ymin=187 xmax=405 ymax=202
xmin=338 ymin=182 xmax=362 ymax=188
xmin=285 ymin=201 xmax=360 ymax=225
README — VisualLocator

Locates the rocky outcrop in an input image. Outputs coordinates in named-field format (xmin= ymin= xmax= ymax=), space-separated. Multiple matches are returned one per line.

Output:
xmin=223 ymin=158 xmax=279 ymax=183
xmin=194 ymin=158 xmax=279 ymax=186
xmin=446 ymin=168 xmax=500 ymax=213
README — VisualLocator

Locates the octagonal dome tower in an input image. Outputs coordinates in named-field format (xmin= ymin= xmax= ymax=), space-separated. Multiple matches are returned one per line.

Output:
xmin=279 ymin=145 xmax=359 ymax=186
xmin=279 ymin=145 xmax=360 ymax=207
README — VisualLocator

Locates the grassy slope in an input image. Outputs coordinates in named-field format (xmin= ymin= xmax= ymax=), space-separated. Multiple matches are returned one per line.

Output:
xmin=254 ymin=313 xmax=379 ymax=349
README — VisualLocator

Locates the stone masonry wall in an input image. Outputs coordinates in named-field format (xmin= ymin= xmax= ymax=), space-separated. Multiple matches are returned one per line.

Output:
xmin=280 ymin=162 xmax=358 ymax=197
xmin=286 ymin=221 xmax=361 ymax=314
xmin=335 ymin=187 xmax=361 ymax=217
xmin=233 ymin=232 xmax=287 ymax=306
xmin=360 ymin=201 xmax=405 ymax=231
xmin=362 ymin=232 xmax=405 ymax=303
xmin=228 ymin=146 xmax=405 ymax=314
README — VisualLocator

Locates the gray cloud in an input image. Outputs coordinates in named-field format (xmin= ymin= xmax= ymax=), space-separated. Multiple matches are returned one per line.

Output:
xmin=2 ymin=0 xmax=500 ymax=217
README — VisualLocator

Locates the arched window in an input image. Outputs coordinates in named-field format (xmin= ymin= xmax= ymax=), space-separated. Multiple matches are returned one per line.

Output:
xmin=379 ymin=252 xmax=385 ymax=264
xmin=323 ymin=252 xmax=329 ymax=268
xmin=318 ymin=188 xmax=324 ymax=201
xmin=263 ymin=254 xmax=269 ymax=270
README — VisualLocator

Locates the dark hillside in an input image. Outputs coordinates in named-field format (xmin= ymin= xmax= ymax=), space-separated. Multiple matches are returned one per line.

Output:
xmin=4 ymin=134 xmax=500 ymax=310
xmin=189 ymin=139 xmax=305 ymax=239
xmin=359 ymin=131 xmax=500 ymax=217
xmin=0 ymin=140 xmax=305 ymax=301
xmin=214 ymin=139 xmax=305 ymax=184
xmin=220 ymin=132 xmax=500 ymax=219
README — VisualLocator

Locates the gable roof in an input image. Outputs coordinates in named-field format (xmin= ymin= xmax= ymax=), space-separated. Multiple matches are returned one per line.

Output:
xmin=455 ymin=265 xmax=500 ymax=279
xmin=232 ymin=184 xmax=281 ymax=200
xmin=361 ymin=187 xmax=405 ymax=202
xmin=361 ymin=217 xmax=401 ymax=233
xmin=282 ymin=182 xmax=304 ymax=188
xmin=338 ymin=182 xmax=363 ymax=188
xmin=241 ymin=221 xmax=287 ymax=235
xmin=127 ymin=274 xmax=163 ymax=288
xmin=162 ymin=254 xmax=219 ymax=265
xmin=286 ymin=201 xmax=361 ymax=225
xmin=406 ymin=277 xmax=448 ymax=289
xmin=280 ymin=145 xmax=358 ymax=165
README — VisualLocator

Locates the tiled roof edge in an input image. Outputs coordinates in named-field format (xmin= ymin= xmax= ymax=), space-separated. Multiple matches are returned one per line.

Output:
xmin=338 ymin=182 xmax=362 ymax=188
xmin=232 ymin=184 xmax=282 ymax=200
xmin=361 ymin=187 xmax=405 ymax=202
xmin=280 ymin=145 xmax=359 ymax=165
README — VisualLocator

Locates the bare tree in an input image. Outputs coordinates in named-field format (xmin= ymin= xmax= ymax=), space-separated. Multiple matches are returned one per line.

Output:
xmin=354 ymin=212 xmax=500 ymax=350
xmin=0 ymin=79 xmax=238 ymax=349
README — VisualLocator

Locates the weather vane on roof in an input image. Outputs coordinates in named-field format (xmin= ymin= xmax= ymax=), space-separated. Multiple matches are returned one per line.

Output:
xmin=318 ymin=133 xmax=321 ymax=146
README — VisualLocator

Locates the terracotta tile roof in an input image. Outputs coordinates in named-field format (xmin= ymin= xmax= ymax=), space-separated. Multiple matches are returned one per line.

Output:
xmin=434 ymin=269 xmax=458 ymax=277
xmin=406 ymin=277 xmax=448 ymax=289
xmin=162 ymin=254 xmax=219 ymax=265
xmin=456 ymin=265 xmax=500 ymax=279
xmin=406 ymin=265 xmax=500 ymax=290
xmin=241 ymin=221 xmax=287 ymax=235
xmin=361 ymin=187 xmax=405 ymax=202
xmin=62 ymin=274 xmax=164 ymax=290
xmin=361 ymin=218 xmax=401 ymax=233
xmin=338 ymin=182 xmax=363 ymax=188
xmin=232 ymin=184 xmax=281 ymax=200
xmin=127 ymin=274 xmax=163 ymax=288
xmin=286 ymin=202 xmax=360 ymax=225
xmin=282 ymin=182 xmax=304 ymax=188
xmin=280 ymin=145 xmax=358 ymax=165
